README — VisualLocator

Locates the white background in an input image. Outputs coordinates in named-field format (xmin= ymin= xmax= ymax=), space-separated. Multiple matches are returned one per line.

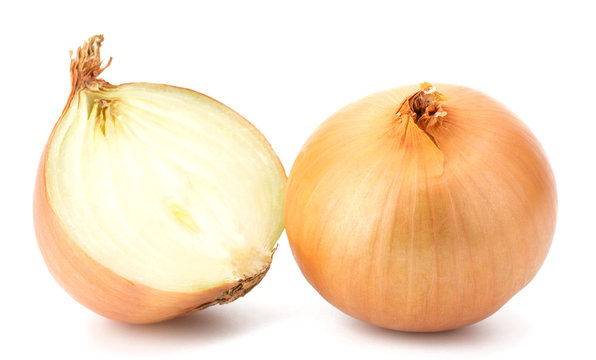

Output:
xmin=1 ymin=0 xmax=595 ymax=359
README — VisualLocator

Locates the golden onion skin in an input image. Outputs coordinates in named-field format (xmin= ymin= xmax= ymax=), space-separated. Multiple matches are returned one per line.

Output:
xmin=284 ymin=84 xmax=557 ymax=332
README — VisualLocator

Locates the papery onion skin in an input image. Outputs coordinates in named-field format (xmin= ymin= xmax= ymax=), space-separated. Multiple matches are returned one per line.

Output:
xmin=34 ymin=35 xmax=285 ymax=324
xmin=284 ymin=83 xmax=556 ymax=332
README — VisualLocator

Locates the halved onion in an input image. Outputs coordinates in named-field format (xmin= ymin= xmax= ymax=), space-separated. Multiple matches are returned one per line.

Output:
xmin=34 ymin=35 xmax=286 ymax=324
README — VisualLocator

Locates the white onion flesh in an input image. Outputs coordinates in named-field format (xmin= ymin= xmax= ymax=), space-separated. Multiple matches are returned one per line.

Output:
xmin=45 ymin=83 xmax=286 ymax=293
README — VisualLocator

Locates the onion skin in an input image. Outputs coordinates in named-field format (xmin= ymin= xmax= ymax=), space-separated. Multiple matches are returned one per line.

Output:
xmin=285 ymin=84 xmax=556 ymax=332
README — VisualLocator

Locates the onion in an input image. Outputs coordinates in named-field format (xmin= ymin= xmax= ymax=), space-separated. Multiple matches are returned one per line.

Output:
xmin=33 ymin=35 xmax=286 ymax=324
xmin=284 ymin=82 xmax=556 ymax=332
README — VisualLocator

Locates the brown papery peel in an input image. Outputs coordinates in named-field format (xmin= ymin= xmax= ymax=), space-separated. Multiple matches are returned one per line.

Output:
xmin=284 ymin=83 xmax=556 ymax=332
xmin=34 ymin=35 xmax=286 ymax=323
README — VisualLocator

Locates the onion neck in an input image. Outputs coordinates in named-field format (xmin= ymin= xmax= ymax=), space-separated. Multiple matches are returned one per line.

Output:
xmin=69 ymin=35 xmax=118 ymax=135
xmin=397 ymin=82 xmax=447 ymax=132
xmin=70 ymin=34 xmax=112 ymax=92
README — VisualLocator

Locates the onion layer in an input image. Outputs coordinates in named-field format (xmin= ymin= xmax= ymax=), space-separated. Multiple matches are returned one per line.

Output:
xmin=34 ymin=35 xmax=286 ymax=324
xmin=284 ymin=83 xmax=556 ymax=332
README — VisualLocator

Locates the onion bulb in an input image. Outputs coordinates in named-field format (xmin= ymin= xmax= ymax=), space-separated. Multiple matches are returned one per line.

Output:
xmin=284 ymin=83 xmax=556 ymax=332
xmin=34 ymin=35 xmax=286 ymax=324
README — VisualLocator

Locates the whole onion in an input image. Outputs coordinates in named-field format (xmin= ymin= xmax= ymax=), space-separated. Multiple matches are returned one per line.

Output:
xmin=284 ymin=83 xmax=556 ymax=332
